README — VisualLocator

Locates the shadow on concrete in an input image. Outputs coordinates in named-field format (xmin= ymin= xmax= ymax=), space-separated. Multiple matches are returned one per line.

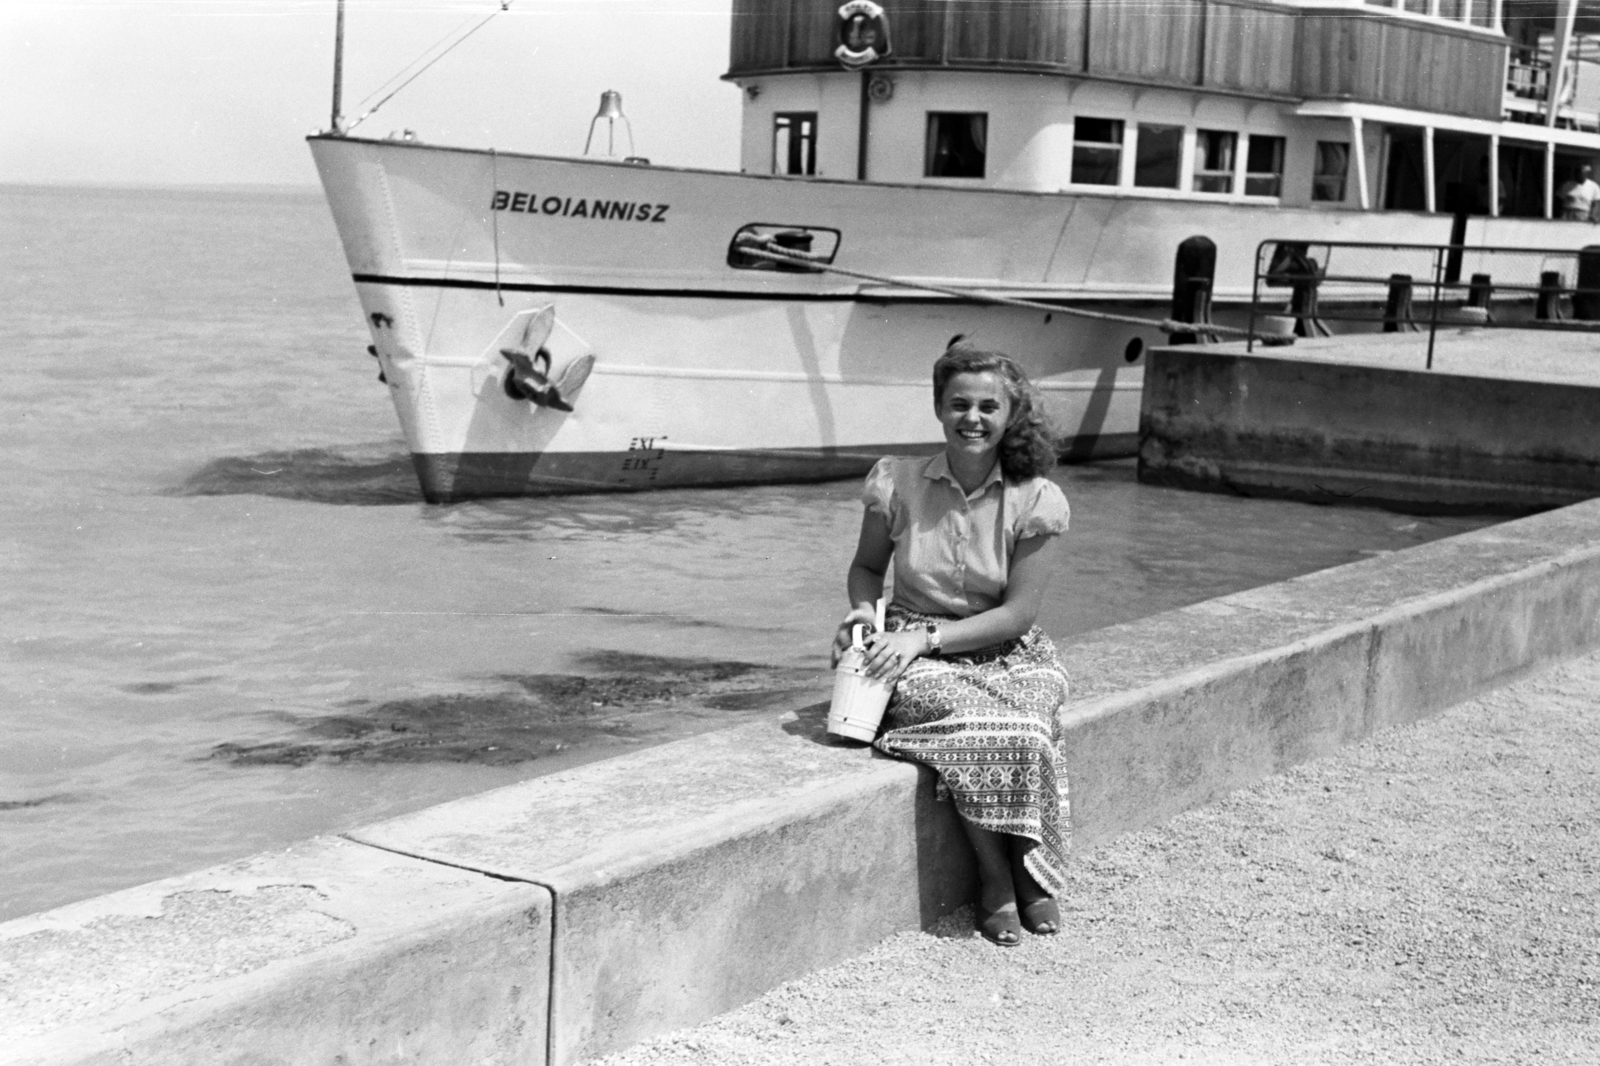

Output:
xmin=167 ymin=444 xmax=422 ymax=506
xmin=913 ymin=768 xmax=980 ymax=931
xmin=774 ymin=702 xmax=979 ymax=932
xmin=780 ymin=700 xmax=839 ymax=744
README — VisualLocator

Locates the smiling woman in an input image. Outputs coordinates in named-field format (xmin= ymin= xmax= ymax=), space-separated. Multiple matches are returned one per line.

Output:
xmin=830 ymin=345 xmax=1072 ymax=949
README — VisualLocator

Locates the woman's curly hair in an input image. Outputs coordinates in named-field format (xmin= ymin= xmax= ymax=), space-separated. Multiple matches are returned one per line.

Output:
xmin=931 ymin=345 xmax=1059 ymax=481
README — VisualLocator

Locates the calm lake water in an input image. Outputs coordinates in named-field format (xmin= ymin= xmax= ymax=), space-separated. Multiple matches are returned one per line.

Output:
xmin=0 ymin=183 xmax=1497 ymax=921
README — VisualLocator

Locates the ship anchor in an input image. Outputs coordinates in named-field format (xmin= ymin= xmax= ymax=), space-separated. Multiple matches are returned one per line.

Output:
xmin=499 ymin=308 xmax=595 ymax=412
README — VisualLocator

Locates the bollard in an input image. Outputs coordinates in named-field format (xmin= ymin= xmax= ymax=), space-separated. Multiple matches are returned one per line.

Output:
xmin=1467 ymin=272 xmax=1495 ymax=321
xmin=1574 ymin=246 xmax=1600 ymax=319
xmin=1170 ymin=236 xmax=1217 ymax=345
xmin=1537 ymin=270 xmax=1568 ymax=321
xmin=1383 ymin=274 xmax=1418 ymax=333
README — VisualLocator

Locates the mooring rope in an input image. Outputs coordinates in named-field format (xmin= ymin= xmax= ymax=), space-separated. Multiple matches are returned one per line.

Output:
xmin=734 ymin=240 xmax=1291 ymax=345
xmin=490 ymin=147 xmax=504 ymax=306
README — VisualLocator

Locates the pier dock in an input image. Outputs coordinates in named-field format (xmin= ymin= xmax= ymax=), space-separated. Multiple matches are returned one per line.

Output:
xmin=1139 ymin=328 xmax=1600 ymax=514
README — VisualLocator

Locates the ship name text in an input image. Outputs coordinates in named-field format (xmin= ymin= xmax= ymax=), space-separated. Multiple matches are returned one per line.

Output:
xmin=491 ymin=190 xmax=669 ymax=223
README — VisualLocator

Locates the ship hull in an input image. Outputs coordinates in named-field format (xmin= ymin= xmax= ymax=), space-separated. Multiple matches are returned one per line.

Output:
xmin=309 ymin=135 xmax=1592 ymax=501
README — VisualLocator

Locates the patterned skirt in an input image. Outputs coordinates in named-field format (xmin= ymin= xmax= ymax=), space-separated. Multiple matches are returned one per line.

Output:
xmin=872 ymin=609 xmax=1071 ymax=897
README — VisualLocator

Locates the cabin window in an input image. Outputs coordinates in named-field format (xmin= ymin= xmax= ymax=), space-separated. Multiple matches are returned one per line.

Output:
xmin=1384 ymin=129 xmax=1427 ymax=210
xmin=1437 ymin=133 xmax=1492 ymax=214
xmin=773 ymin=113 xmax=817 ymax=177
xmin=1244 ymin=136 xmax=1286 ymax=197
xmin=1134 ymin=124 xmax=1183 ymax=188
xmin=1071 ymin=118 xmax=1124 ymax=186
xmin=1312 ymin=142 xmax=1349 ymax=202
xmin=1193 ymin=130 xmax=1237 ymax=194
xmin=925 ymin=113 xmax=988 ymax=178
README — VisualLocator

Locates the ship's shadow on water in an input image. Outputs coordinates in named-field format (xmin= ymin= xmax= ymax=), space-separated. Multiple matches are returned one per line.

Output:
xmin=209 ymin=651 xmax=825 ymax=767
xmin=167 ymin=444 xmax=423 ymax=506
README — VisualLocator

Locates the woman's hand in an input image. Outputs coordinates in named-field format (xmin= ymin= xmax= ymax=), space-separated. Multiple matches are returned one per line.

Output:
xmin=861 ymin=629 xmax=929 ymax=683
xmin=831 ymin=605 xmax=878 ymax=667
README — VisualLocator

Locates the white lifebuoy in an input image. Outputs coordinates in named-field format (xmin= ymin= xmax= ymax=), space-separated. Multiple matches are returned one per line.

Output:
xmin=835 ymin=0 xmax=890 ymax=70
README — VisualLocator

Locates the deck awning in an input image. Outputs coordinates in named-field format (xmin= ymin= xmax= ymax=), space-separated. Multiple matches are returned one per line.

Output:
xmin=1295 ymin=99 xmax=1600 ymax=150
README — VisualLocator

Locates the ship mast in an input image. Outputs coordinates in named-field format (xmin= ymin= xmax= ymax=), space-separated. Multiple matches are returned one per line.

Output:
xmin=330 ymin=0 xmax=346 ymax=134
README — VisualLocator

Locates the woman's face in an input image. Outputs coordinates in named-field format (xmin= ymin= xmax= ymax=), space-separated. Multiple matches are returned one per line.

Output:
xmin=937 ymin=371 xmax=1012 ymax=461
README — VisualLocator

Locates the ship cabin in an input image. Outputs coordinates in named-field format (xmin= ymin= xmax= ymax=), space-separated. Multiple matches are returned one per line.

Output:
xmin=727 ymin=0 xmax=1600 ymax=221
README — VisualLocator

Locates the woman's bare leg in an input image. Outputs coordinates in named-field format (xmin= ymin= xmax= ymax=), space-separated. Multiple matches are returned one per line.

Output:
xmin=960 ymin=818 xmax=1017 ymax=914
xmin=1008 ymin=836 xmax=1059 ymax=935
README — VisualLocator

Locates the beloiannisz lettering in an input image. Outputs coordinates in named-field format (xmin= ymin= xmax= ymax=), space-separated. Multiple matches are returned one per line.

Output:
xmin=490 ymin=191 xmax=669 ymax=222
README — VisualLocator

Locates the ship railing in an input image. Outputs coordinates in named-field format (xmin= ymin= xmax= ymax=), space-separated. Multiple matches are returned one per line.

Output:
xmin=1506 ymin=55 xmax=1550 ymax=102
xmin=1247 ymin=238 xmax=1600 ymax=368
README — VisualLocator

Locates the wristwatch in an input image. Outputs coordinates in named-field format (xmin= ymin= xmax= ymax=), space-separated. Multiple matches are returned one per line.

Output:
xmin=925 ymin=624 xmax=942 ymax=656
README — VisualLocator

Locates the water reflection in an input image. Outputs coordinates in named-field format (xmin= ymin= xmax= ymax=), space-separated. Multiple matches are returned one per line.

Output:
xmin=169 ymin=444 xmax=421 ymax=506
xmin=0 ymin=795 xmax=75 ymax=812
xmin=430 ymin=477 xmax=863 ymax=542
xmin=209 ymin=651 xmax=821 ymax=767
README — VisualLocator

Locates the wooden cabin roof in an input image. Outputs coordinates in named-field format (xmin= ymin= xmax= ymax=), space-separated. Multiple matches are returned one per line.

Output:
xmin=728 ymin=0 xmax=1507 ymax=121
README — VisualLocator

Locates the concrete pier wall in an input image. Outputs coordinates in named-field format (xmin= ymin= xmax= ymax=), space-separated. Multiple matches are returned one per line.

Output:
xmin=1138 ymin=338 xmax=1600 ymax=513
xmin=8 ymin=500 xmax=1600 ymax=1065
xmin=3 ymin=837 xmax=553 ymax=1065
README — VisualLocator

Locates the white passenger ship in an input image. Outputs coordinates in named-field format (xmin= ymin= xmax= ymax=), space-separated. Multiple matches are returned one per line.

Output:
xmin=310 ymin=0 xmax=1600 ymax=501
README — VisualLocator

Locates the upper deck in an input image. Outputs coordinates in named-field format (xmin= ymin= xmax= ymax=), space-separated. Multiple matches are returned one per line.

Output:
xmin=726 ymin=1 xmax=1600 ymax=219
xmin=730 ymin=0 xmax=1508 ymax=120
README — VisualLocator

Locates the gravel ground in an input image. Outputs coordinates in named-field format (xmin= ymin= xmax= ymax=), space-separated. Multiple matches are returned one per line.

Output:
xmin=591 ymin=650 xmax=1600 ymax=1066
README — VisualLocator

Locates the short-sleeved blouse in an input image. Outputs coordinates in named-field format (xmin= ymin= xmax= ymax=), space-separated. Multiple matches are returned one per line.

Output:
xmin=862 ymin=453 xmax=1070 ymax=618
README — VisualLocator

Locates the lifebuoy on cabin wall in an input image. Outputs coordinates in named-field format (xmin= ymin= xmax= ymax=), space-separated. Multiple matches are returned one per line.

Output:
xmin=835 ymin=1 xmax=891 ymax=70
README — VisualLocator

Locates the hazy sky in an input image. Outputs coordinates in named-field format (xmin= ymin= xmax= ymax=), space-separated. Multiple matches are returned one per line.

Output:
xmin=1 ymin=0 xmax=742 ymax=186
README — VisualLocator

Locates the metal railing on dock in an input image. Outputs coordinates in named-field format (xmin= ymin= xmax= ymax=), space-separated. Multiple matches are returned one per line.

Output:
xmin=1247 ymin=239 xmax=1600 ymax=368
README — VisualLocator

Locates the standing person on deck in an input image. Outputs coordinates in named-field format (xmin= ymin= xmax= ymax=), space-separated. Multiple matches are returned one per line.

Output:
xmin=831 ymin=345 xmax=1072 ymax=948
xmin=1559 ymin=163 xmax=1600 ymax=222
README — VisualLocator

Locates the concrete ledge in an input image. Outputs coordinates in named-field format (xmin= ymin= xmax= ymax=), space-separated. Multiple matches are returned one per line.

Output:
xmin=2 ymin=836 xmax=552 ymax=1065
xmin=349 ymin=500 xmax=1600 ymax=1063
xmin=349 ymin=714 xmax=975 ymax=1064
xmin=1138 ymin=338 xmax=1600 ymax=512
xmin=9 ymin=500 xmax=1600 ymax=1064
xmin=1058 ymin=500 xmax=1600 ymax=846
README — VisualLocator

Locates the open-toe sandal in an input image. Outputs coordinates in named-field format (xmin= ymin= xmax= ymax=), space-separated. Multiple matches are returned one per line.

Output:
xmin=976 ymin=906 xmax=1022 ymax=948
xmin=1019 ymin=898 xmax=1060 ymax=936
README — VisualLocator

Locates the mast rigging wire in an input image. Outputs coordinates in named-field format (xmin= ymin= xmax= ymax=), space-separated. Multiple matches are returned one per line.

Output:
xmin=346 ymin=1 xmax=511 ymax=133
xmin=351 ymin=13 xmax=479 ymax=113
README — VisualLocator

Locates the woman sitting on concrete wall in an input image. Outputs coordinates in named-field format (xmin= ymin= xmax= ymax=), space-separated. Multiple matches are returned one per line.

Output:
xmin=832 ymin=345 xmax=1072 ymax=948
